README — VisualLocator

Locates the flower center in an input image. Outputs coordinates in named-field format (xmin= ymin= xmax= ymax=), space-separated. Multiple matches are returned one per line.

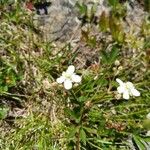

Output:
xmin=64 ymin=73 xmax=72 ymax=80
xmin=124 ymin=83 xmax=133 ymax=95
xmin=125 ymin=82 xmax=133 ymax=90
xmin=125 ymin=84 xmax=130 ymax=90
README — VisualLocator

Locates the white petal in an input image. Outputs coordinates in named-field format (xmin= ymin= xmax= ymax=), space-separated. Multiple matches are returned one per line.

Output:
xmin=64 ymin=80 xmax=72 ymax=90
xmin=66 ymin=65 xmax=75 ymax=75
xmin=123 ymin=91 xmax=130 ymax=99
xmin=116 ymin=78 xmax=124 ymax=86
xmin=71 ymin=74 xmax=81 ymax=83
xmin=146 ymin=131 xmax=150 ymax=136
xmin=117 ymin=86 xmax=125 ymax=94
xmin=131 ymin=88 xmax=140 ymax=97
xmin=62 ymin=71 xmax=66 ymax=77
xmin=126 ymin=82 xmax=134 ymax=89
xmin=56 ymin=76 xmax=65 ymax=83
xmin=146 ymin=113 xmax=150 ymax=119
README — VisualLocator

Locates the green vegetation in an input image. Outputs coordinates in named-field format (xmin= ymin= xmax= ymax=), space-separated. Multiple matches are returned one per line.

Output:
xmin=0 ymin=1 xmax=150 ymax=150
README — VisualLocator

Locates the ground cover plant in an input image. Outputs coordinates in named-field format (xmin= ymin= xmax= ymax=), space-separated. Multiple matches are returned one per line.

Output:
xmin=0 ymin=0 xmax=150 ymax=150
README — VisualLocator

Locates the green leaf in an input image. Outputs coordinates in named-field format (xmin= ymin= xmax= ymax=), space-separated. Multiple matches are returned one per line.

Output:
xmin=144 ymin=0 xmax=150 ymax=12
xmin=64 ymin=107 xmax=82 ymax=123
xmin=78 ymin=96 xmax=87 ymax=102
xmin=76 ymin=2 xmax=87 ymax=15
xmin=101 ymin=50 xmax=110 ymax=64
xmin=80 ymin=128 xmax=86 ymax=145
xmin=99 ymin=11 xmax=109 ymax=32
xmin=83 ymin=127 xmax=97 ymax=134
xmin=144 ymin=137 xmax=150 ymax=142
xmin=0 ymin=86 xmax=8 ymax=93
xmin=108 ymin=0 xmax=119 ymax=7
xmin=68 ymin=126 xmax=79 ymax=139
xmin=101 ymin=46 xmax=119 ymax=64
xmin=133 ymin=135 xmax=146 ymax=150
xmin=109 ymin=46 xmax=119 ymax=63
xmin=0 ymin=107 xmax=8 ymax=120
xmin=109 ymin=15 xmax=124 ymax=43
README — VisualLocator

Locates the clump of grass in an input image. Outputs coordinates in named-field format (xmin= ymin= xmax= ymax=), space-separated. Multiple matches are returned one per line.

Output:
xmin=1 ymin=112 xmax=67 ymax=150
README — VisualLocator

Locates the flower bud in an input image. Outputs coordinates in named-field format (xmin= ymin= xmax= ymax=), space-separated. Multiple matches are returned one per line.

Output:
xmin=114 ymin=60 xmax=120 ymax=66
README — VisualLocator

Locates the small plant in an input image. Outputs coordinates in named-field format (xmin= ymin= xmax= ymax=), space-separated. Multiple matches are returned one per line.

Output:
xmin=55 ymin=62 xmax=144 ymax=149
xmin=0 ymin=61 xmax=22 ymax=93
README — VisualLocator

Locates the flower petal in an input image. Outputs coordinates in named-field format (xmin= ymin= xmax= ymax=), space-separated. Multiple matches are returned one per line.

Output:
xmin=62 ymin=71 xmax=66 ymax=77
xmin=146 ymin=113 xmax=150 ymax=119
xmin=131 ymin=88 xmax=140 ymax=96
xmin=71 ymin=74 xmax=81 ymax=83
xmin=64 ymin=80 xmax=72 ymax=90
xmin=66 ymin=65 xmax=75 ymax=75
xmin=117 ymin=86 xmax=125 ymax=94
xmin=126 ymin=82 xmax=134 ymax=89
xmin=116 ymin=78 xmax=124 ymax=86
xmin=146 ymin=131 xmax=150 ymax=136
xmin=56 ymin=76 xmax=65 ymax=83
xmin=123 ymin=91 xmax=130 ymax=99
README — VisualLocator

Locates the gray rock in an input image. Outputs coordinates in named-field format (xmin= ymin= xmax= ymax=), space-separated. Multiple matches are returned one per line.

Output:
xmin=34 ymin=0 xmax=79 ymax=42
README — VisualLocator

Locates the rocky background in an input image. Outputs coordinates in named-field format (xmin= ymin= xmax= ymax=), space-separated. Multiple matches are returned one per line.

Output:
xmin=30 ymin=0 xmax=149 ymax=68
xmin=33 ymin=0 xmax=146 ymax=41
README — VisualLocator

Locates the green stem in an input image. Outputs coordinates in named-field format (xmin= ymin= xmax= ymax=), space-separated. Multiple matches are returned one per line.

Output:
xmin=70 ymin=90 xmax=78 ymax=101
xmin=76 ymin=130 xmax=80 ymax=150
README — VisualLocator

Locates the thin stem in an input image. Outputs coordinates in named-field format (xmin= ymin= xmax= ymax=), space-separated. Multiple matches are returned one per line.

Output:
xmin=87 ymin=141 xmax=103 ymax=150
xmin=76 ymin=130 xmax=80 ymax=150
xmin=70 ymin=90 xmax=78 ymax=101
xmin=1 ymin=92 xmax=28 ymax=98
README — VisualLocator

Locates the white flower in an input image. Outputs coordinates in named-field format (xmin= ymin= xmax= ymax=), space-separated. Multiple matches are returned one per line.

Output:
xmin=116 ymin=78 xmax=140 ymax=100
xmin=56 ymin=65 xmax=81 ymax=90
xmin=146 ymin=113 xmax=150 ymax=120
